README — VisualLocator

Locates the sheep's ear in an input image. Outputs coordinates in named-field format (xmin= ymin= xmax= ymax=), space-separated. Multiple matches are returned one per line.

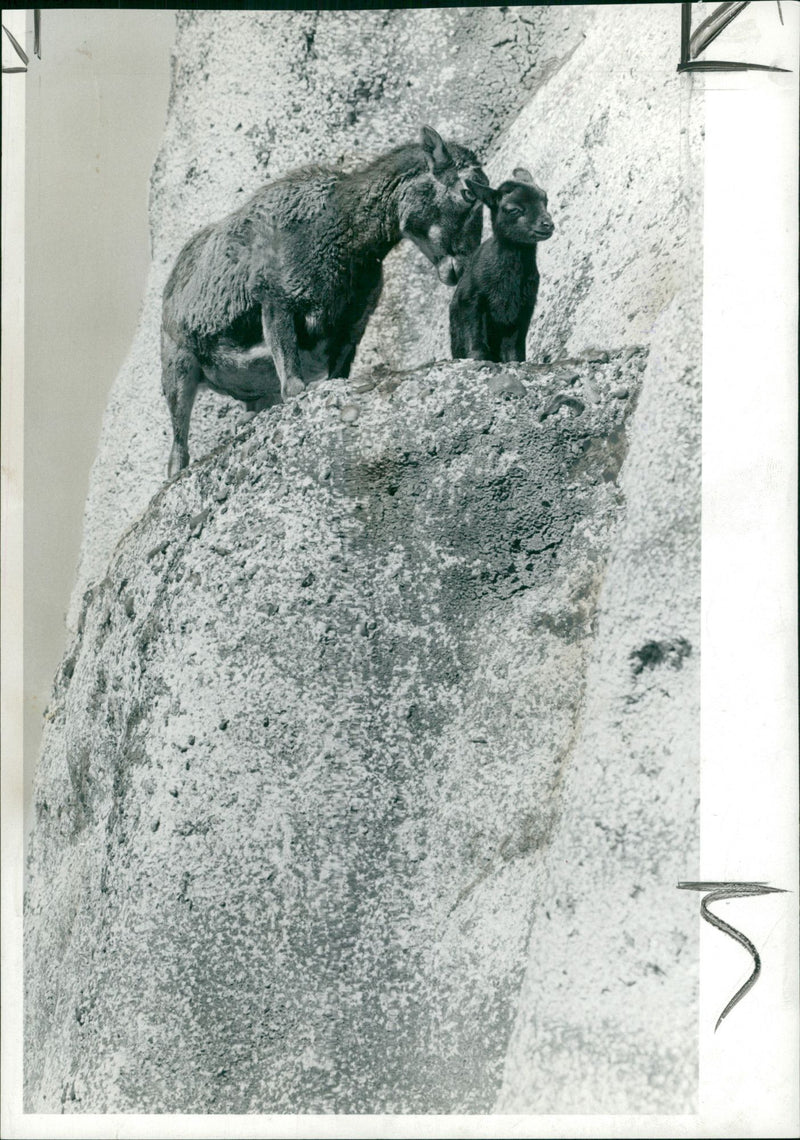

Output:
xmin=421 ymin=126 xmax=454 ymax=174
xmin=512 ymin=167 xmax=535 ymax=184
xmin=464 ymin=179 xmax=497 ymax=209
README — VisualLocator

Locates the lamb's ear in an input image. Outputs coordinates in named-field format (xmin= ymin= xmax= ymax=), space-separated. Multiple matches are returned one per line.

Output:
xmin=421 ymin=126 xmax=454 ymax=174
xmin=512 ymin=167 xmax=535 ymax=184
xmin=464 ymin=179 xmax=497 ymax=209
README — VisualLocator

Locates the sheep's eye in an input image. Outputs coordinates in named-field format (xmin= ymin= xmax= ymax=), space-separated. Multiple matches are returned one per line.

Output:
xmin=461 ymin=187 xmax=476 ymax=204
xmin=504 ymin=206 xmax=522 ymax=218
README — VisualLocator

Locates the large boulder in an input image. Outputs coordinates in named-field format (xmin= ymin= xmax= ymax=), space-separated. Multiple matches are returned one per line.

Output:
xmin=28 ymin=352 xmax=663 ymax=1112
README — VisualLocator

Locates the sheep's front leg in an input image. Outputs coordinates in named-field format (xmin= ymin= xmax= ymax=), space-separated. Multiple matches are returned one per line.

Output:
xmin=262 ymin=299 xmax=305 ymax=400
xmin=328 ymin=275 xmax=383 ymax=380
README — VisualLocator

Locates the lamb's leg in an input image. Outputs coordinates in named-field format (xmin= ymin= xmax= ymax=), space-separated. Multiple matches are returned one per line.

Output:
xmin=500 ymin=330 xmax=527 ymax=363
xmin=450 ymin=295 xmax=490 ymax=361
xmin=261 ymin=299 xmax=305 ymax=399
xmin=485 ymin=317 xmax=508 ymax=364
xmin=162 ymin=337 xmax=200 ymax=478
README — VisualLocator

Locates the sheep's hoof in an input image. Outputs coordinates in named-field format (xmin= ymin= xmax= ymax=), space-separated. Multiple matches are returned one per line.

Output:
xmin=168 ymin=445 xmax=188 ymax=479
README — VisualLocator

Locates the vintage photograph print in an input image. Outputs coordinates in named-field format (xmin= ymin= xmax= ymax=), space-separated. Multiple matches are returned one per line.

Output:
xmin=5 ymin=2 xmax=797 ymax=1131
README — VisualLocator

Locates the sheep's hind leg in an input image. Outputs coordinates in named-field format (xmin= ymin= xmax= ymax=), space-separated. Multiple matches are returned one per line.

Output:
xmin=162 ymin=341 xmax=200 ymax=478
xmin=262 ymin=300 xmax=305 ymax=399
xmin=328 ymin=275 xmax=383 ymax=380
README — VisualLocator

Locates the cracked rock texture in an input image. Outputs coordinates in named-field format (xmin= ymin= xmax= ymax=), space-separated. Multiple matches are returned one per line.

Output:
xmin=26 ymin=3 xmax=703 ymax=1116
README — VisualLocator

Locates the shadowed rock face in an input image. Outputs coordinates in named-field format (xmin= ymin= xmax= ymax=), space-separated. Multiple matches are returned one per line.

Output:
xmin=26 ymin=355 xmax=647 ymax=1112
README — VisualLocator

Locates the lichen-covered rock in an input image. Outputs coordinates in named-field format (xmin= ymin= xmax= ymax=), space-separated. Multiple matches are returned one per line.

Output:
xmin=28 ymin=354 xmax=654 ymax=1112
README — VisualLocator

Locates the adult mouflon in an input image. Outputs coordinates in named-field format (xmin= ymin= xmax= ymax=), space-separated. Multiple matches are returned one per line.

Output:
xmin=161 ymin=127 xmax=487 ymax=477
xmin=449 ymin=167 xmax=554 ymax=363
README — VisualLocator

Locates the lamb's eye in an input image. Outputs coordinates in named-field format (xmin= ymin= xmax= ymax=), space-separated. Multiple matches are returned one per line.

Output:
xmin=461 ymin=187 xmax=476 ymax=204
xmin=504 ymin=206 xmax=522 ymax=218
